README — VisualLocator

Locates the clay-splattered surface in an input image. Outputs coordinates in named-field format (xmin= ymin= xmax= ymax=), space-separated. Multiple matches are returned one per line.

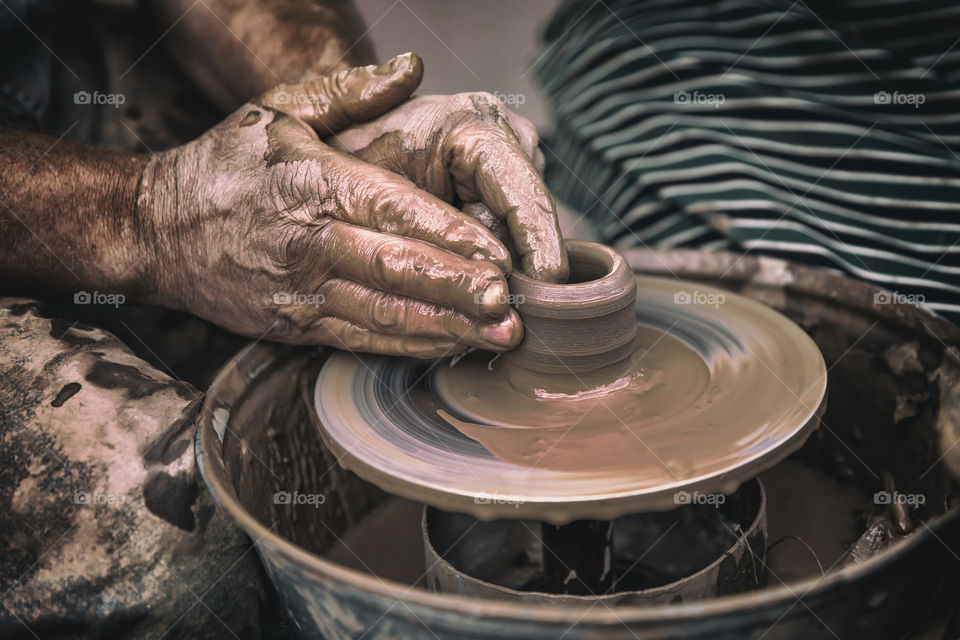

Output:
xmin=0 ymin=298 xmax=264 ymax=638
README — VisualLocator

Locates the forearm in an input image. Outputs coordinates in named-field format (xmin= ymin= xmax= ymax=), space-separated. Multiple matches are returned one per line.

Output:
xmin=141 ymin=0 xmax=377 ymax=110
xmin=0 ymin=128 xmax=151 ymax=299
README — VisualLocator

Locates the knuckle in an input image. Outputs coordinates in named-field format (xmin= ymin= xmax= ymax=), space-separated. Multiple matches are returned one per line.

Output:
xmin=326 ymin=69 xmax=352 ymax=97
xmin=403 ymin=341 xmax=440 ymax=358
xmin=369 ymin=237 xmax=409 ymax=285
xmin=449 ymin=92 xmax=505 ymax=128
xmin=511 ymin=115 xmax=539 ymax=145
xmin=367 ymin=291 xmax=400 ymax=332
xmin=277 ymin=220 xmax=328 ymax=269
xmin=467 ymin=91 xmax=499 ymax=107
xmin=319 ymin=317 xmax=371 ymax=352
xmin=343 ymin=330 xmax=374 ymax=353
xmin=372 ymin=185 xmax=420 ymax=234
xmin=473 ymin=260 xmax=503 ymax=283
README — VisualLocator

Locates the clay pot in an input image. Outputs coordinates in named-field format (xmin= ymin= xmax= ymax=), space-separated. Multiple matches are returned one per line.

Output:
xmin=504 ymin=240 xmax=637 ymax=383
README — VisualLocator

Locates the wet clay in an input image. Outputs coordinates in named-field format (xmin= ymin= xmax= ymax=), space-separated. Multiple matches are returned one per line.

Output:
xmin=326 ymin=497 xmax=427 ymax=585
xmin=435 ymin=241 xmax=815 ymax=475
xmin=499 ymin=241 xmax=636 ymax=381
xmin=313 ymin=243 xmax=827 ymax=521
xmin=436 ymin=327 xmax=711 ymax=472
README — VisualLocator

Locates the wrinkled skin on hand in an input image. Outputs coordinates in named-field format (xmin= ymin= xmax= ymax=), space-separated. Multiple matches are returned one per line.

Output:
xmin=137 ymin=54 xmax=525 ymax=358
xmin=330 ymin=93 xmax=569 ymax=283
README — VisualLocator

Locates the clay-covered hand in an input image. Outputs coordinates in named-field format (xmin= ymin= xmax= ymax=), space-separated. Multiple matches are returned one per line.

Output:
xmin=329 ymin=93 xmax=569 ymax=283
xmin=137 ymin=54 xmax=521 ymax=357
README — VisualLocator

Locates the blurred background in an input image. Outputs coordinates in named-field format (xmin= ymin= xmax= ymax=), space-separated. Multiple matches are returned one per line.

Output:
xmin=354 ymin=0 xmax=562 ymax=131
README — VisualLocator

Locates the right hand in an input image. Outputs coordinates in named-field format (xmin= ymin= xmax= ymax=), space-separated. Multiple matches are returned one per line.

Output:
xmin=329 ymin=92 xmax=568 ymax=283
xmin=136 ymin=54 xmax=522 ymax=358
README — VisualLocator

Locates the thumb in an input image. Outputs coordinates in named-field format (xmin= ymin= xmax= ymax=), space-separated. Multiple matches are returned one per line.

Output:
xmin=258 ymin=52 xmax=423 ymax=134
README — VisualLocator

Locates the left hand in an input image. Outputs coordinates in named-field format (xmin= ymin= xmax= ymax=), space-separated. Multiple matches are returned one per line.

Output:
xmin=328 ymin=92 xmax=569 ymax=283
xmin=137 ymin=55 xmax=521 ymax=357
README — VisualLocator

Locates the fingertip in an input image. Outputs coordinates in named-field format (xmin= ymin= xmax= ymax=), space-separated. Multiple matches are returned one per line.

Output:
xmin=396 ymin=52 xmax=424 ymax=82
xmin=522 ymin=250 xmax=570 ymax=284
xmin=342 ymin=53 xmax=422 ymax=123
xmin=477 ymin=308 xmax=523 ymax=350
xmin=376 ymin=52 xmax=423 ymax=87
xmin=477 ymin=277 xmax=510 ymax=320
xmin=550 ymin=252 xmax=571 ymax=283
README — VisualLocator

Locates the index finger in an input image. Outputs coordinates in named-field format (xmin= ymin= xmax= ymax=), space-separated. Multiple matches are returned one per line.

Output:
xmin=449 ymin=126 xmax=568 ymax=282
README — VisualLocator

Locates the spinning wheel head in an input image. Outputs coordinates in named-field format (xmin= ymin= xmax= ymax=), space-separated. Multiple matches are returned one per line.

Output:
xmin=313 ymin=242 xmax=827 ymax=523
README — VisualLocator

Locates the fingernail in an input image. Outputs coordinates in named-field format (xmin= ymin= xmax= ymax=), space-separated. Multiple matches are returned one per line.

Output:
xmin=380 ymin=52 xmax=415 ymax=76
xmin=478 ymin=279 xmax=509 ymax=319
xmin=239 ymin=110 xmax=262 ymax=127
xmin=478 ymin=311 xmax=522 ymax=348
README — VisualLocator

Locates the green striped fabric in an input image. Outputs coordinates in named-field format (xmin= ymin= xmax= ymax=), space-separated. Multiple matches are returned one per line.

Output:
xmin=535 ymin=0 xmax=960 ymax=322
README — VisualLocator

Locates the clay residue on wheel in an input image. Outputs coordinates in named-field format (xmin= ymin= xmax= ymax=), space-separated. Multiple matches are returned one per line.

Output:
xmin=436 ymin=326 xmax=711 ymax=472
xmin=315 ymin=273 xmax=827 ymax=521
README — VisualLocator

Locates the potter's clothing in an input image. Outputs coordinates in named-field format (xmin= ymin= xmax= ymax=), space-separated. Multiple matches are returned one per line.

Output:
xmin=537 ymin=0 xmax=960 ymax=323
xmin=0 ymin=0 xmax=221 ymax=150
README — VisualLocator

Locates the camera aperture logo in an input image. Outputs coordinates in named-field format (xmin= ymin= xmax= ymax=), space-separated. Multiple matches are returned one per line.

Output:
xmin=74 ymin=291 xmax=125 ymax=308
xmin=673 ymin=290 xmax=725 ymax=308
xmin=273 ymin=291 xmax=325 ymax=308
xmin=474 ymin=492 xmax=525 ymax=508
xmin=674 ymin=490 xmax=725 ymax=507
xmin=273 ymin=490 xmax=326 ymax=508
xmin=73 ymin=91 xmax=126 ymax=108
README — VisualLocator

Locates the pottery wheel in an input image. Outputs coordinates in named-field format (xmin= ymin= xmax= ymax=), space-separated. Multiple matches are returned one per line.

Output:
xmin=313 ymin=274 xmax=827 ymax=523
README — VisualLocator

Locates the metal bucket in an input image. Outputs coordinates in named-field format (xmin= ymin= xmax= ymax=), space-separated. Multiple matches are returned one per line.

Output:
xmin=197 ymin=250 xmax=960 ymax=639
xmin=422 ymin=477 xmax=767 ymax=603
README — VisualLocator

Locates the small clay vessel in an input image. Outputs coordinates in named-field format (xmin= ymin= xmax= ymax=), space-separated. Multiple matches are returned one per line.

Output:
xmin=503 ymin=240 xmax=638 ymax=389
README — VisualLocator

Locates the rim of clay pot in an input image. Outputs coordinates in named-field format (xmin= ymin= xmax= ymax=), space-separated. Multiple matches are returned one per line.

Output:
xmin=509 ymin=240 xmax=636 ymax=318
xmin=196 ymin=249 xmax=960 ymax=627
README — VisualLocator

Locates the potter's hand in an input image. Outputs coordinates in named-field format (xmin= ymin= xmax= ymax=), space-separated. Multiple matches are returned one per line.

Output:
xmin=330 ymin=93 xmax=569 ymax=283
xmin=137 ymin=55 xmax=521 ymax=357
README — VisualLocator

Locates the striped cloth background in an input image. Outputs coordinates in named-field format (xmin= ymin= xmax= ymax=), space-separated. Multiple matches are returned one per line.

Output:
xmin=534 ymin=0 xmax=960 ymax=322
